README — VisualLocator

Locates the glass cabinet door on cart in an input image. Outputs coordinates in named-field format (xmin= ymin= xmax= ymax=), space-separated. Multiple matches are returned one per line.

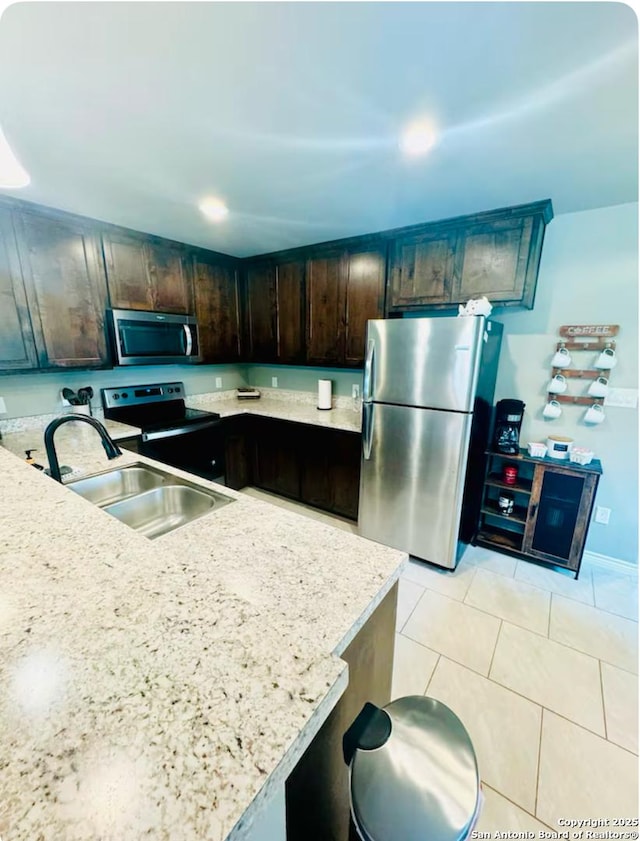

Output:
xmin=523 ymin=466 xmax=597 ymax=570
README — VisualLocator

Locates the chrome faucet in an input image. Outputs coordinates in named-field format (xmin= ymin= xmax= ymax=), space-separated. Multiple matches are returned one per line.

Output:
xmin=44 ymin=414 xmax=123 ymax=483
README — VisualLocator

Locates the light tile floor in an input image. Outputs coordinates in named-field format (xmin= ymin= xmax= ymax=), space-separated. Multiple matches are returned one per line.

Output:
xmin=241 ymin=488 xmax=640 ymax=829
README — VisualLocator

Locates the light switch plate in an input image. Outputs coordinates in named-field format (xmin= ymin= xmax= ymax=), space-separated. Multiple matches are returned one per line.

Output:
xmin=271 ymin=377 xmax=278 ymax=388
xmin=215 ymin=377 xmax=222 ymax=388
xmin=0 ymin=396 xmax=6 ymax=414
xmin=605 ymin=388 xmax=638 ymax=409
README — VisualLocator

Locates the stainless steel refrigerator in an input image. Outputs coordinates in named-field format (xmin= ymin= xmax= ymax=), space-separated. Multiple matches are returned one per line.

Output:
xmin=358 ymin=315 xmax=503 ymax=569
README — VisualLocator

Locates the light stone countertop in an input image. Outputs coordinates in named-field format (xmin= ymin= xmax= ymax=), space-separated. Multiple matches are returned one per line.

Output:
xmin=0 ymin=411 xmax=404 ymax=840
xmin=186 ymin=388 xmax=363 ymax=433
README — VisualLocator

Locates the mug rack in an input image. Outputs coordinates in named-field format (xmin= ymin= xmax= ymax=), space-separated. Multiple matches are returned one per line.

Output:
xmin=547 ymin=324 xmax=619 ymax=410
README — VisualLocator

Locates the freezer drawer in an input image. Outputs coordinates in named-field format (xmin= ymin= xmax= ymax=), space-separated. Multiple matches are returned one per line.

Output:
xmin=358 ymin=402 xmax=473 ymax=568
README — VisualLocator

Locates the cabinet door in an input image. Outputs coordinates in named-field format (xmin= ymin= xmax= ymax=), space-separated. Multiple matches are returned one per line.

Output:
xmin=276 ymin=260 xmax=305 ymax=363
xmin=146 ymin=241 xmax=193 ymax=314
xmin=306 ymin=251 xmax=346 ymax=365
xmin=252 ymin=418 xmax=300 ymax=499
xmin=344 ymin=247 xmax=386 ymax=367
xmin=523 ymin=466 xmax=598 ymax=571
xmin=387 ymin=228 xmax=456 ymax=310
xmin=245 ymin=262 xmax=278 ymax=362
xmin=102 ymin=231 xmax=151 ymax=310
xmin=104 ymin=232 xmax=193 ymax=314
xmin=0 ymin=209 xmax=37 ymax=370
xmin=193 ymin=256 xmax=241 ymax=362
xmin=16 ymin=211 xmax=109 ymax=368
xmin=452 ymin=216 xmax=534 ymax=305
xmin=300 ymin=426 xmax=334 ymax=511
xmin=330 ymin=430 xmax=361 ymax=519
xmin=223 ymin=416 xmax=252 ymax=490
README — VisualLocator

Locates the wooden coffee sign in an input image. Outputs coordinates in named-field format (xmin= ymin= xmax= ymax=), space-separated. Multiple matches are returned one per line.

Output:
xmin=560 ymin=325 xmax=619 ymax=338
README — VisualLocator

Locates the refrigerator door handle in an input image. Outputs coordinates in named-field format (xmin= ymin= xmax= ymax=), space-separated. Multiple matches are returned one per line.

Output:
xmin=362 ymin=402 xmax=374 ymax=460
xmin=363 ymin=340 xmax=375 ymax=402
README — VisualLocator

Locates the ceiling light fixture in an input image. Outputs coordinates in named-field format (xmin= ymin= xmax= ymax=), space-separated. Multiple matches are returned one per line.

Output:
xmin=199 ymin=197 xmax=229 ymax=222
xmin=400 ymin=120 xmax=437 ymax=158
xmin=0 ymin=126 xmax=30 ymax=188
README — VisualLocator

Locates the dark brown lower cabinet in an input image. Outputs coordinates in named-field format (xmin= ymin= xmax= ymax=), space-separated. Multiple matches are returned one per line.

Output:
xmin=223 ymin=416 xmax=361 ymax=520
xmin=252 ymin=417 xmax=302 ymax=499
xmin=475 ymin=450 xmax=602 ymax=577
xmin=286 ymin=582 xmax=397 ymax=841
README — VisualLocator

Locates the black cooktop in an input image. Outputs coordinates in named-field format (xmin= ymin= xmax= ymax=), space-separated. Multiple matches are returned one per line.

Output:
xmin=101 ymin=382 xmax=220 ymax=432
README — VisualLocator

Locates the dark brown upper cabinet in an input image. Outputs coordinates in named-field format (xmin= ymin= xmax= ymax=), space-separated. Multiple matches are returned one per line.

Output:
xmin=193 ymin=253 xmax=241 ymax=363
xmin=344 ymin=246 xmax=386 ymax=367
xmin=305 ymin=250 xmax=346 ymax=366
xmin=103 ymin=231 xmax=193 ymax=314
xmin=306 ymin=246 xmax=385 ymax=367
xmin=388 ymin=228 xmax=456 ymax=310
xmin=14 ymin=209 xmax=110 ymax=369
xmin=244 ymin=259 xmax=305 ymax=363
xmin=244 ymin=261 xmax=278 ymax=361
xmin=0 ymin=208 xmax=38 ymax=370
xmin=387 ymin=200 xmax=552 ymax=313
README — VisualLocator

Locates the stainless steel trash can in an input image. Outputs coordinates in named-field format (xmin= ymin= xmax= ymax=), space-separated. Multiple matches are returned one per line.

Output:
xmin=343 ymin=696 xmax=482 ymax=841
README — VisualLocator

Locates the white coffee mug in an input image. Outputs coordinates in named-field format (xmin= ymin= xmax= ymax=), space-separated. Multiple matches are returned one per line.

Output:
xmin=548 ymin=374 xmax=568 ymax=394
xmin=551 ymin=346 xmax=572 ymax=368
xmin=588 ymin=376 xmax=609 ymax=398
xmin=584 ymin=403 xmax=605 ymax=424
xmin=543 ymin=399 xmax=562 ymax=419
xmin=595 ymin=347 xmax=617 ymax=369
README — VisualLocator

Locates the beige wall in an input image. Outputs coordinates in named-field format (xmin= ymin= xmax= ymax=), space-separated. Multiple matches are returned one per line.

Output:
xmin=493 ymin=202 xmax=638 ymax=564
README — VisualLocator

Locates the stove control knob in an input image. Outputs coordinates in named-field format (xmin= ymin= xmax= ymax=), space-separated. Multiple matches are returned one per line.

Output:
xmin=175 ymin=386 xmax=181 ymax=392
xmin=113 ymin=393 xmax=120 ymax=400
xmin=121 ymin=392 xmax=128 ymax=399
xmin=167 ymin=387 xmax=173 ymax=393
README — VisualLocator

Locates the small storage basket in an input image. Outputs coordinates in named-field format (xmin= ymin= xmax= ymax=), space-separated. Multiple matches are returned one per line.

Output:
xmin=569 ymin=448 xmax=594 ymax=466
xmin=527 ymin=442 xmax=547 ymax=458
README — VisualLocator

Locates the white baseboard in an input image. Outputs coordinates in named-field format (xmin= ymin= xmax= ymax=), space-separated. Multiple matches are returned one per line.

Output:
xmin=583 ymin=550 xmax=638 ymax=576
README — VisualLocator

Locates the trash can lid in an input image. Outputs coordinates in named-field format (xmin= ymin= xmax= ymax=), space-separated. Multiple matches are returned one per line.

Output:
xmin=348 ymin=696 xmax=480 ymax=841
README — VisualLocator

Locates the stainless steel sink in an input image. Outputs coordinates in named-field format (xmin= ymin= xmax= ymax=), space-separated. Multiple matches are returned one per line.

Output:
xmin=103 ymin=484 xmax=232 ymax=539
xmin=68 ymin=464 xmax=167 ymax=506
xmin=67 ymin=462 xmax=234 ymax=537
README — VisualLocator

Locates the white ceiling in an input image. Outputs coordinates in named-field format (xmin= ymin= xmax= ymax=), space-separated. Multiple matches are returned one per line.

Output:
xmin=0 ymin=2 xmax=637 ymax=257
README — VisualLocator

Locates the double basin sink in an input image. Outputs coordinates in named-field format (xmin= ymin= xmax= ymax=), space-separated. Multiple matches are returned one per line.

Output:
xmin=68 ymin=462 xmax=234 ymax=539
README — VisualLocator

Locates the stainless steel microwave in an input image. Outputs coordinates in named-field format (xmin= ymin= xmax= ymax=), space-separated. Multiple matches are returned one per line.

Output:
xmin=108 ymin=309 xmax=201 ymax=366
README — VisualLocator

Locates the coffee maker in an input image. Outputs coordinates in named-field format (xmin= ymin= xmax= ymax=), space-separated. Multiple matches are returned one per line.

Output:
xmin=493 ymin=399 xmax=526 ymax=455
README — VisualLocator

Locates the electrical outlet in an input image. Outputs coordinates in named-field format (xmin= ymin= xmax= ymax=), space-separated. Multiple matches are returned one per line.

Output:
xmin=0 ymin=396 xmax=6 ymax=414
xmin=595 ymin=506 xmax=611 ymax=525
xmin=215 ymin=377 xmax=222 ymax=388
xmin=605 ymin=388 xmax=638 ymax=409
xmin=271 ymin=377 xmax=278 ymax=388
xmin=352 ymin=384 xmax=360 ymax=399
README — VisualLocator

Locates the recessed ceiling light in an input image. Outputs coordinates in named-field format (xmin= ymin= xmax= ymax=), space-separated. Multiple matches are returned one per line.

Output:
xmin=199 ymin=197 xmax=229 ymax=222
xmin=400 ymin=120 xmax=437 ymax=157
xmin=0 ymin=126 xmax=30 ymax=188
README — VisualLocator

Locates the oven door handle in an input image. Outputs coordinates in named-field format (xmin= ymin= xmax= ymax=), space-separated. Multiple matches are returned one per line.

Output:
xmin=142 ymin=419 xmax=220 ymax=442
xmin=183 ymin=324 xmax=193 ymax=356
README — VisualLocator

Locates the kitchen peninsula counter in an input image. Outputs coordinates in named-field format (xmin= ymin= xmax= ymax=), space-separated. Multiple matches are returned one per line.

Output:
xmin=0 ymin=424 xmax=404 ymax=840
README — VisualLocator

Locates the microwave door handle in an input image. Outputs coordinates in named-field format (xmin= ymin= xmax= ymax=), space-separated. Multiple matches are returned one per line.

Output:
xmin=183 ymin=324 xmax=193 ymax=356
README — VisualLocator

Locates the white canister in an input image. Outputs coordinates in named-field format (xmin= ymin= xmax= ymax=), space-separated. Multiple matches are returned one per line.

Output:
xmin=546 ymin=436 xmax=574 ymax=460
xmin=317 ymin=379 xmax=332 ymax=410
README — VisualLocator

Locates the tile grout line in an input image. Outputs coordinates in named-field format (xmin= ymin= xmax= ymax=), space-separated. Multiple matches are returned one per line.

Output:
xmin=423 ymin=653 xmax=441 ymax=696
xmin=534 ymin=708 xmax=545 ymax=821
xmin=598 ymin=658 xmax=609 ymax=742
xmin=487 ymin=618 xmax=503 ymax=677
xmin=480 ymin=783 xmax=557 ymax=832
